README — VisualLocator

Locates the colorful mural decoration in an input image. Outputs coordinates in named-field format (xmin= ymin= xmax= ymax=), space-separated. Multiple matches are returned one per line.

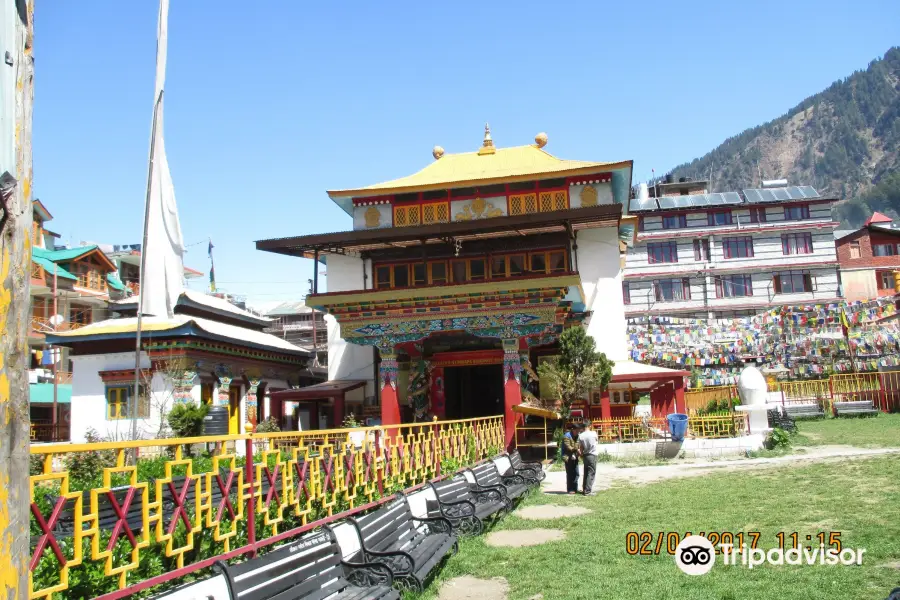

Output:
xmin=348 ymin=312 xmax=547 ymax=338
xmin=214 ymin=364 xmax=233 ymax=406
xmin=454 ymin=196 xmax=504 ymax=221
xmin=502 ymin=339 xmax=522 ymax=383
xmin=246 ymin=376 xmax=261 ymax=425
xmin=378 ymin=350 xmax=399 ymax=390
xmin=172 ymin=369 xmax=196 ymax=403
xmin=409 ymin=359 xmax=430 ymax=420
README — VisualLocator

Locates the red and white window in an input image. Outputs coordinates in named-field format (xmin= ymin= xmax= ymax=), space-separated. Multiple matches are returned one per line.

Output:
xmin=647 ymin=241 xmax=678 ymax=264
xmin=782 ymin=232 xmax=813 ymax=255
xmin=722 ymin=237 xmax=754 ymax=259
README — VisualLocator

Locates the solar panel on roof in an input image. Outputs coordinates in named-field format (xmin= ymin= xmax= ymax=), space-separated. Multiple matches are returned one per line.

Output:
xmin=657 ymin=197 xmax=677 ymax=210
xmin=743 ymin=186 xmax=821 ymax=203
xmin=723 ymin=192 xmax=742 ymax=204
xmin=629 ymin=196 xmax=658 ymax=212
xmin=690 ymin=195 xmax=712 ymax=207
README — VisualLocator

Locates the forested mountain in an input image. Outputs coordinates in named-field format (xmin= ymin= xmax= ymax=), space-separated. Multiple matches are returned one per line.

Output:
xmin=669 ymin=47 xmax=900 ymax=227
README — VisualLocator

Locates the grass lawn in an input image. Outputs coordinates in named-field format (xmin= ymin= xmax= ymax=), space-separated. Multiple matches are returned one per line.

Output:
xmin=414 ymin=455 xmax=900 ymax=600
xmin=794 ymin=413 xmax=900 ymax=448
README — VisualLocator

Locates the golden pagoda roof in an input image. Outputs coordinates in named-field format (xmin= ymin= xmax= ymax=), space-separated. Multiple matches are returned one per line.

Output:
xmin=327 ymin=142 xmax=630 ymax=198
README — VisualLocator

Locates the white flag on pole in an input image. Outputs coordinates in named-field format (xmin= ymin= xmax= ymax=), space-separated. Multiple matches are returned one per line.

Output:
xmin=142 ymin=0 xmax=184 ymax=319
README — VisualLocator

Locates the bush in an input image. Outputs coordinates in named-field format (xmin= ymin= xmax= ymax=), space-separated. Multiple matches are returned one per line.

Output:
xmin=764 ymin=427 xmax=792 ymax=450
xmin=255 ymin=417 xmax=281 ymax=433
xmin=167 ymin=402 xmax=209 ymax=438
xmin=63 ymin=428 xmax=116 ymax=490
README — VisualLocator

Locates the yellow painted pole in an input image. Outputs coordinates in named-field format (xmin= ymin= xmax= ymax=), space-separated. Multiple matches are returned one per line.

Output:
xmin=0 ymin=1 xmax=35 ymax=597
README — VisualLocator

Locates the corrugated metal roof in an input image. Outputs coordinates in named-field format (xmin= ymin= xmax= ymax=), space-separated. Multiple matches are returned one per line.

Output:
xmin=266 ymin=300 xmax=315 ymax=316
xmin=31 ymin=256 xmax=77 ymax=280
xmin=29 ymin=383 xmax=72 ymax=404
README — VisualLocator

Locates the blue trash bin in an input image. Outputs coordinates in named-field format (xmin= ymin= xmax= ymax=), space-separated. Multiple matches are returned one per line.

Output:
xmin=667 ymin=413 xmax=689 ymax=442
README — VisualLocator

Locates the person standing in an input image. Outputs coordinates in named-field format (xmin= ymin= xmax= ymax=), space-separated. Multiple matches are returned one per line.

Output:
xmin=577 ymin=420 xmax=600 ymax=496
xmin=562 ymin=423 xmax=580 ymax=494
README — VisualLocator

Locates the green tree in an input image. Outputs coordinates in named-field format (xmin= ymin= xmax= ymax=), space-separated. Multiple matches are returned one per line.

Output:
xmin=537 ymin=327 xmax=613 ymax=419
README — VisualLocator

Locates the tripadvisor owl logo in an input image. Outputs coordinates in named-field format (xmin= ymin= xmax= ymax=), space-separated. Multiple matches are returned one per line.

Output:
xmin=675 ymin=535 xmax=716 ymax=575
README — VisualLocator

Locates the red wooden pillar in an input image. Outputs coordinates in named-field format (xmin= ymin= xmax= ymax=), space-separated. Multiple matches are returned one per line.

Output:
xmin=673 ymin=377 xmax=686 ymax=414
xmin=378 ymin=348 xmax=401 ymax=427
xmin=502 ymin=339 xmax=523 ymax=449
xmin=430 ymin=366 xmax=446 ymax=420
xmin=333 ymin=392 xmax=345 ymax=428
xmin=600 ymin=389 xmax=612 ymax=420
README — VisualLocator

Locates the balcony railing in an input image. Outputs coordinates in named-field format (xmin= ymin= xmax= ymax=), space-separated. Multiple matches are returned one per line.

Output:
xmin=30 ymin=316 xmax=89 ymax=335
xmin=29 ymin=422 xmax=70 ymax=443
xmin=30 ymin=262 xmax=44 ymax=280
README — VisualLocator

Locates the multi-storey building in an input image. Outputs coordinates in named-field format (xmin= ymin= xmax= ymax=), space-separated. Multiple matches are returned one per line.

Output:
xmin=264 ymin=301 xmax=328 ymax=364
xmin=624 ymin=180 xmax=840 ymax=318
xmin=835 ymin=212 xmax=900 ymax=302
xmin=107 ymin=243 xmax=204 ymax=296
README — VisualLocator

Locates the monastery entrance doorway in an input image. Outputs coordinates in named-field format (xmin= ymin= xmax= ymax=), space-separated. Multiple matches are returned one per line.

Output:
xmin=443 ymin=364 xmax=504 ymax=420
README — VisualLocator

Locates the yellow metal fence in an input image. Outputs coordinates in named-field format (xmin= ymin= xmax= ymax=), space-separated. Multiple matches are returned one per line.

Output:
xmin=29 ymin=416 xmax=505 ymax=600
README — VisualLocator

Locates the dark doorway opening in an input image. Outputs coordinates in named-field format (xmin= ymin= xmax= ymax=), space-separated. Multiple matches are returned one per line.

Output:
xmin=444 ymin=364 xmax=503 ymax=419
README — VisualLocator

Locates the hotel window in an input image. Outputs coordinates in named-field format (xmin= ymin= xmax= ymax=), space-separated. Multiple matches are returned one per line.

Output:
xmin=782 ymin=233 xmax=813 ymax=255
xmin=647 ymin=241 xmax=678 ymax=264
xmin=873 ymin=243 xmax=898 ymax=257
xmin=106 ymin=384 xmax=149 ymax=420
xmin=784 ymin=205 xmax=810 ymax=220
xmin=716 ymin=274 xmax=753 ymax=298
xmin=530 ymin=253 xmax=546 ymax=273
xmin=654 ymin=278 xmax=691 ymax=302
xmin=622 ymin=282 xmax=631 ymax=305
xmin=722 ymin=237 xmax=754 ymax=259
xmin=429 ymin=261 xmax=448 ymax=284
xmin=774 ymin=271 xmax=814 ymax=294
xmin=878 ymin=271 xmax=896 ymax=290
xmin=69 ymin=306 xmax=92 ymax=326
xmin=849 ymin=241 xmax=861 ymax=259
xmin=708 ymin=210 xmax=733 ymax=226
xmin=662 ymin=215 xmax=686 ymax=229
xmin=693 ymin=239 xmax=710 ymax=261
xmin=548 ymin=250 xmax=566 ymax=273
xmin=469 ymin=258 xmax=486 ymax=281
xmin=491 ymin=256 xmax=506 ymax=278
xmin=748 ymin=208 xmax=767 ymax=223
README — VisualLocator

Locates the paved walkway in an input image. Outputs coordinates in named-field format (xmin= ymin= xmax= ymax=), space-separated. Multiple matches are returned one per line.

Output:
xmin=541 ymin=445 xmax=900 ymax=494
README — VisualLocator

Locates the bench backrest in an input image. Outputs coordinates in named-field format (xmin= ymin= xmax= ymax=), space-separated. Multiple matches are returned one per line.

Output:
xmin=509 ymin=451 xmax=525 ymax=468
xmin=835 ymin=400 xmax=874 ymax=409
xmin=163 ymin=472 xmax=242 ymax=512
xmin=461 ymin=470 xmax=478 ymax=486
xmin=328 ymin=522 xmax=363 ymax=562
xmin=470 ymin=462 xmax=502 ymax=488
xmin=432 ymin=475 xmax=473 ymax=505
xmin=220 ymin=531 xmax=346 ymax=600
xmin=55 ymin=486 xmax=147 ymax=533
xmin=353 ymin=497 xmax=417 ymax=553
xmin=491 ymin=456 xmax=513 ymax=476
xmin=405 ymin=486 xmax=442 ymax=521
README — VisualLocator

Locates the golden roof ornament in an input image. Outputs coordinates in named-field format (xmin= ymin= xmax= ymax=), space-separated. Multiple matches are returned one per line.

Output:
xmin=478 ymin=122 xmax=496 ymax=155
xmin=534 ymin=132 xmax=548 ymax=148
xmin=432 ymin=145 xmax=445 ymax=160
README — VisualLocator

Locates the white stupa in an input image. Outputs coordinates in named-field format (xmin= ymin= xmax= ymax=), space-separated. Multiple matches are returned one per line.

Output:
xmin=734 ymin=361 xmax=772 ymax=433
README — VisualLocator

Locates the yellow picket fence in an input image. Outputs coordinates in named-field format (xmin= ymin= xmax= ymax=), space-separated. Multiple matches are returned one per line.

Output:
xmin=589 ymin=413 xmax=749 ymax=443
xmin=684 ymin=385 xmax=737 ymax=414
xmin=28 ymin=416 xmax=505 ymax=600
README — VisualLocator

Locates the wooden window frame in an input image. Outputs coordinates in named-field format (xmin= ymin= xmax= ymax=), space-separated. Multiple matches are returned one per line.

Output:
xmin=877 ymin=271 xmax=895 ymax=290
xmin=421 ymin=201 xmax=450 ymax=225
xmin=784 ymin=205 xmax=811 ymax=221
xmin=693 ymin=239 xmax=710 ymax=261
xmin=106 ymin=384 xmax=149 ymax=420
xmin=428 ymin=261 xmax=448 ymax=284
xmin=849 ymin=241 xmax=861 ymax=259
xmin=708 ymin=210 xmax=733 ymax=227
xmin=662 ymin=214 xmax=687 ymax=229
xmin=774 ymin=271 xmax=814 ymax=294
xmin=716 ymin=274 xmax=753 ymax=298
xmin=781 ymin=232 xmax=813 ymax=255
xmin=622 ymin=282 xmax=631 ymax=305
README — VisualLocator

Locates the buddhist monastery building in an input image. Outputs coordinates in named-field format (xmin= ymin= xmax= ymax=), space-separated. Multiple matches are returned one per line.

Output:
xmin=257 ymin=127 xmax=689 ymax=444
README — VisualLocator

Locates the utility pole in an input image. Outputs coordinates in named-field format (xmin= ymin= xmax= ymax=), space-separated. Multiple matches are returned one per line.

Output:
xmin=0 ymin=1 xmax=35 ymax=597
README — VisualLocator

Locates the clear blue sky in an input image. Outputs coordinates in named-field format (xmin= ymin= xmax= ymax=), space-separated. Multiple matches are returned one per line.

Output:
xmin=33 ymin=0 xmax=899 ymax=306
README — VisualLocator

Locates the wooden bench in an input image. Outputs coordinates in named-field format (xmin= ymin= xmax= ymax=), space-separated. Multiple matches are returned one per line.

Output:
xmin=492 ymin=454 xmax=540 ymax=488
xmin=349 ymin=496 xmax=457 ymax=591
xmin=834 ymin=400 xmax=879 ymax=417
xmin=216 ymin=529 xmax=399 ymax=600
xmin=466 ymin=461 xmax=529 ymax=504
xmin=47 ymin=485 xmax=148 ymax=538
xmin=428 ymin=473 xmax=506 ymax=536
xmin=509 ymin=450 xmax=545 ymax=483
xmin=784 ymin=403 xmax=825 ymax=419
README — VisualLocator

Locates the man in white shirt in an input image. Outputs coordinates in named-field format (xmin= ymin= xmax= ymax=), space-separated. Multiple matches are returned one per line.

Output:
xmin=577 ymin=420 xmax=600 ymax=496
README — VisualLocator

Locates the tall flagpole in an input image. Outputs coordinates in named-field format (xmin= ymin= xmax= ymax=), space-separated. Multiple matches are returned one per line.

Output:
xmin=133 ymin=90 xmax=163 ymax=441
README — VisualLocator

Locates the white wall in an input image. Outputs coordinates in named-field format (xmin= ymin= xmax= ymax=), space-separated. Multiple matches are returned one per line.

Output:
xmin=325 ymin=254 xmax=376 ymax=396
xmin=577 ymin=227 xmax=627 ymax=362
xmin=69 ymin=351 xmax=165 ymax=443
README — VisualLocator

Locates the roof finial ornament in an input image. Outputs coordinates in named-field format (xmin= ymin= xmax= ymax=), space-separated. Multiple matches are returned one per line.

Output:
xmin=534 ymin=132 xmax=548 ymax=148
xmin=478 ymin=122 xmax=496 ymax=155
xmin=432 ymin=145 xmax=445 ymax=160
